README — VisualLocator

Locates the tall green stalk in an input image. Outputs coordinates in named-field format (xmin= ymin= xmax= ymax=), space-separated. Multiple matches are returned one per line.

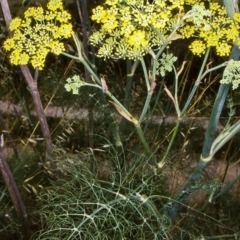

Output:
xmin=163 ymin=1 xmax=240 ymax=224
xmin=138 ymin=57 xmax=160 ymax=124
xmin=157 ymin=48 xmax=211 ymax=167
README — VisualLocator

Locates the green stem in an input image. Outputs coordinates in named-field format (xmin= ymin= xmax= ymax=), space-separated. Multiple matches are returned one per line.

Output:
xmin=158 ymin=120 xmax=181 ymax=167
xmin=102 ymin=88 xmax=153 ymax=157
xmin=140 ymin=57 xmax=150 ymax=90
xmin=139 ymin=94 xmax=152 ymax=124
xmin=180 ymin=47 xmax=210 ymax=117
xmin=61 ymin=52 xmax=101 ymax=85
xmin=135 ymin=124 xmax=153 ymax=158
xmin=173 ymin=66 xmax=181 ymax=116
xmin=139 ymin=58 xmax=158 ymax=123
xmin=202 ymin=84 xmax=230 ymax=157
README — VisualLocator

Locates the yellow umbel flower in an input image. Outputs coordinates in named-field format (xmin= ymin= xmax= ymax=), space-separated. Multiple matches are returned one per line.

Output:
xmin=189 ymin=40 xmax=206 ymax=56
xmin=90 ymin=0 xmax=189 ymax=59
xmin=90 ymin=0 xmax=240 ymax=59
xmin=180 ymin=1 xmax=240 ymax=57
xmin=3 ymin=0 xmax=74 ymax=70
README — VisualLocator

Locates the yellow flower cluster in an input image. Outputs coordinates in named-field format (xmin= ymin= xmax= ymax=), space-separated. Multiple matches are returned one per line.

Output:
xmin=3 ymin=0 xmax=74 ymax=70
xmin=180 ymin=2 xmax=240 ymax=56
xmin=90 ymin=0 xmax=240 ymax=59
xmin=90 ymin=0 xmax=201 ymax=59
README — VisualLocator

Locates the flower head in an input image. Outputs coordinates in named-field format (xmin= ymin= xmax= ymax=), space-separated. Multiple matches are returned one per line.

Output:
xmin=90 ymin=0 xmax=240 ymax=60
xmin=90 ymin=0 xmax=181 ymax=59
xmin=180 ymin=1 xmax=240 ymax=57
xmin=3 ymin=0 xmax=74 ymax=70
